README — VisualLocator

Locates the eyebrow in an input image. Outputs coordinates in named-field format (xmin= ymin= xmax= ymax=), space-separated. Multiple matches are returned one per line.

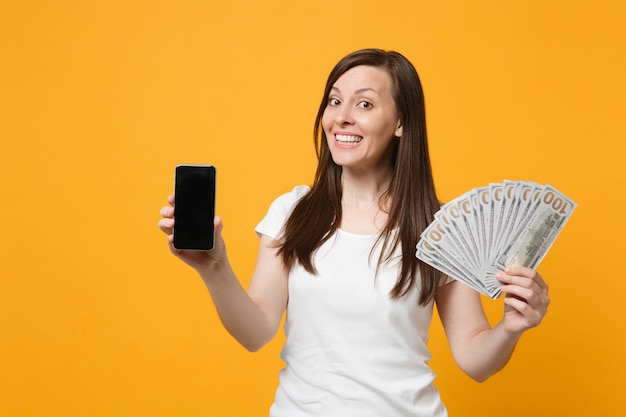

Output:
xmin=330 ymin=86 xmax=381 ymax=96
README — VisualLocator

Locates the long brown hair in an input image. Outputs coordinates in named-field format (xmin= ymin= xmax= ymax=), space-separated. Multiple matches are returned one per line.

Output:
xmin=277 ymin=49 xmax=444 ymax=305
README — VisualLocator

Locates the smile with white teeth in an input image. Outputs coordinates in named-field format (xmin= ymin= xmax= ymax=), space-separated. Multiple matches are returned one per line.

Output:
xmin=335 ymin=134 xmax=363 ymax=144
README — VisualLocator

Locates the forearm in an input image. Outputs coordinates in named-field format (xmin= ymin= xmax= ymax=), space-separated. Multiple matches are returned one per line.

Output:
xmin=159 ymin=210 xmax=284 ymax=351
xmin=198 ymin=261 xmax=278 ymax=352
xmin=456 ymin=321 xmax=522 ymax=382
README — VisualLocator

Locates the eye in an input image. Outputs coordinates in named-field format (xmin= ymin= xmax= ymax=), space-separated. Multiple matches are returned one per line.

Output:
xmin=328 ymin=97 xmax=341 ymax=106
xmin=358 ymin=100 xmax=373 ymax=109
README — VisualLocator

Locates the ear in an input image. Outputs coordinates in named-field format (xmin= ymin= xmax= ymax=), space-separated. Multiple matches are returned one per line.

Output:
xmin=394 ymin=120 xmax=403 ymax=138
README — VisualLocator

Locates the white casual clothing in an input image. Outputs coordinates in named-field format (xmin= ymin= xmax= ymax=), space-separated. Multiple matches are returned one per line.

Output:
xmin=255 ymin=185 xmax=448 ymax=417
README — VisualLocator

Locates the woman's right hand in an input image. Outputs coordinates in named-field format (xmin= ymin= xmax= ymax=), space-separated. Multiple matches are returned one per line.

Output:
xmin=157 ymin=195 xmax=227 ymax=272
xmin=158 ymin=196 xmax=289 ymax=352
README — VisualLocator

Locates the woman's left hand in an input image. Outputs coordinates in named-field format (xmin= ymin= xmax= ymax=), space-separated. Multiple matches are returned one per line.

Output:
xmin=496 ymin=266 xmax=550 ymax=335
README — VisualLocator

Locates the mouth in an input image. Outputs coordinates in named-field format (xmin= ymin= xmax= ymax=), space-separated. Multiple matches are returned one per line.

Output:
xmin=335 ymin=134 xmax=363 ymax=145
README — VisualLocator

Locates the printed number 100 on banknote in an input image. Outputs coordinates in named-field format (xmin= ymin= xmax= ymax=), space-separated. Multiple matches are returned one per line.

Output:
xmin=417 ymin=181 xmax=577 ymax=299
xmin=493 ymin=185 xmax=576 ymax=271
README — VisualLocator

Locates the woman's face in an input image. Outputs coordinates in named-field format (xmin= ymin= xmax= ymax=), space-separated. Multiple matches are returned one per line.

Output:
xmin=322 ymin=65 xmax=402 ymax=173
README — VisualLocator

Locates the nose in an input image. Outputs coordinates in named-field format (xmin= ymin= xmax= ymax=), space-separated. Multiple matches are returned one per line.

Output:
xmin=335 ymin=105 xmax=354 ymax=125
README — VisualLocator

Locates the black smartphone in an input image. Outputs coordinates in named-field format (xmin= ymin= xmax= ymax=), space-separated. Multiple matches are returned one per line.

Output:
xmin=173 ymin=164 xmax=216 ymax=250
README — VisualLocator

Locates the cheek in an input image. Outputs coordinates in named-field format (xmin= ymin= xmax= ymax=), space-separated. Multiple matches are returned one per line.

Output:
xmin=321 ymin=110 xmax=333 ymax=135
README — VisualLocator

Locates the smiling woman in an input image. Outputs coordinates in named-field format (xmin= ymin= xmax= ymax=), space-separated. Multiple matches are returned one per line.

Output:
xmin=158 ymin=48 xmax=551 ymax=416
xmin=323 ymin=66 xmax=403 ymax=175
xmin=2 ymin=0 xmax=624 ymax=415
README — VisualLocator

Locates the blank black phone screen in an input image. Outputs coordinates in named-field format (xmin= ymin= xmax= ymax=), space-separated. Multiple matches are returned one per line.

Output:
xmin=173 ymin=165 xmax=216 ymax=250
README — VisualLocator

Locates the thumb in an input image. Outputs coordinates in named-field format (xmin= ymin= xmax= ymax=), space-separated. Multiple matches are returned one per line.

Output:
xmin=214 ymin=216 xmax=224 ymax=235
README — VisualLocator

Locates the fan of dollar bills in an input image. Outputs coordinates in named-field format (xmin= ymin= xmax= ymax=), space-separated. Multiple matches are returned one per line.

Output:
xmin=415 ymin=180 xmax=576 ymax=299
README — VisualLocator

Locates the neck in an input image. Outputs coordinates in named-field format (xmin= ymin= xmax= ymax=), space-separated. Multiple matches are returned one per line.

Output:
xmin=338 ymin=170 xmax=392 ymax=234
xmin=340 ymin=168 xmax=392 ymax=208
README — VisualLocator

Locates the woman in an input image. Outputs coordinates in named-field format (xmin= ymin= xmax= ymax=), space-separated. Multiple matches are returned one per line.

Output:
xmin=158 ymin=49 xmax=549 ymax=416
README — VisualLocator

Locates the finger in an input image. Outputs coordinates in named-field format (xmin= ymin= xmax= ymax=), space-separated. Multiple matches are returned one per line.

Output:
xmin=214 ymin=216 xmax=223 ymax=234
xmin=160 ymin=205 xmax=174 ymax=218
xmin=533 ymin=272 xmax=549 ymax=291
xmin=158 ymin=218 xmax=175 ymax=233
xmin=166 ymin=233 xmax=182 ymax=255
xmin=213 ymin=216 xmax=225 ymax=249
xmin=500 ymin=283 xmax=535 ymax=304
xmin=505 ymin=290 xmax=547 ymax=316
xmin=500 ymin=267 xmax=548 ymax=291
xmin=503 ymin=265 xmax=535 ymax=278
xmin=503 ymin=293 xmax=529 ymax=312
xmin=501 ymin=279 xmax=549 ymax=312
xmin=503 ymin=295 xmax=544 ymax=328
xmin=496 ymin=270 xmax=534 ymax=289
xmin=167 ymin=195 xmax=175 ymax=205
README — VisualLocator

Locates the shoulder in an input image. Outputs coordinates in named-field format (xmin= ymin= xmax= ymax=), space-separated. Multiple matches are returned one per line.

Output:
xmin=270 ymin=185 xmax=311 ymax=211
xmin=255 ymin=185 xmax=310 ymax=239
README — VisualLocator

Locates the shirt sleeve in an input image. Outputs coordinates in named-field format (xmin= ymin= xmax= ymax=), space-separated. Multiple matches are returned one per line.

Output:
xmin=255 ymin=185 xmax=311 ymax=240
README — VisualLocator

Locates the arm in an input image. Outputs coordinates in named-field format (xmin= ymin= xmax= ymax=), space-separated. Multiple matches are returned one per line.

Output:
xmin=435 ymin=266 xmax=550 ymax=382
xmin=158 ymin=196 xmax=288 ymax=352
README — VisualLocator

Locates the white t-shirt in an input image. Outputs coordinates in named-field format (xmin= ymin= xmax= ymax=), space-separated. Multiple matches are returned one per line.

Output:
xmin=256 ymin=185 xmax=448 ymax=417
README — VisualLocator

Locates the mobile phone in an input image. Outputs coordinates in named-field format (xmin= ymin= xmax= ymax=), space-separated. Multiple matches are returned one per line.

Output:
xmin=173 ymin=164 xmax=216 ymax=250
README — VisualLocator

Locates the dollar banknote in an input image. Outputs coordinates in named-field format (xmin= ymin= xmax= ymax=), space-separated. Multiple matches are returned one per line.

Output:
xmin=493 ymin=184 xmax=576 ymax=270
xmin=415 ymin=181 xmax=576 ymax=298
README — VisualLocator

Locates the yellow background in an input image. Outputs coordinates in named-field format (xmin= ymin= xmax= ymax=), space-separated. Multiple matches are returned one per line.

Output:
xmin=1 ymin=1 xmax=624 ymax=416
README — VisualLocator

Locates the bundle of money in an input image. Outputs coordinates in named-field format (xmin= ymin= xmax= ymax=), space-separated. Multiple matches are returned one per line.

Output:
xmin=415 ymin=181 xmax=577 ymax=298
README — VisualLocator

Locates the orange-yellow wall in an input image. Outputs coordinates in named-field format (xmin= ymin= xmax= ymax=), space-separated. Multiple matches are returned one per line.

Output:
xmin=1 ymin=1 xmax=624 ymax=416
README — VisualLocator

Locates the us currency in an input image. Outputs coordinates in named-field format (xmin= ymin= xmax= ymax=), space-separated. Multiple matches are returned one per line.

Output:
xmin=416 ymin=239 xmax=493 ymax=296
xmin=488 ymin=182 xmax=505 ymax=256
xmin=491 ymin=180 xmax=521 ymax=255
xmin=420 ymin=217 xmax=478 ymax=279
xmin=511 ymin=182 xmax=543 ymax=237
xmin=416 ymin=180 xmax=575 ymax=299
xmin=474 ymin=186 xmax=492 ymax=264
xmin=494 ymin=184 xmax=576 ymax=270
xmin=436 ymin=203 xmax=481 ymax=272
xmin=452 ymin=191 xmax=482 ymax=266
